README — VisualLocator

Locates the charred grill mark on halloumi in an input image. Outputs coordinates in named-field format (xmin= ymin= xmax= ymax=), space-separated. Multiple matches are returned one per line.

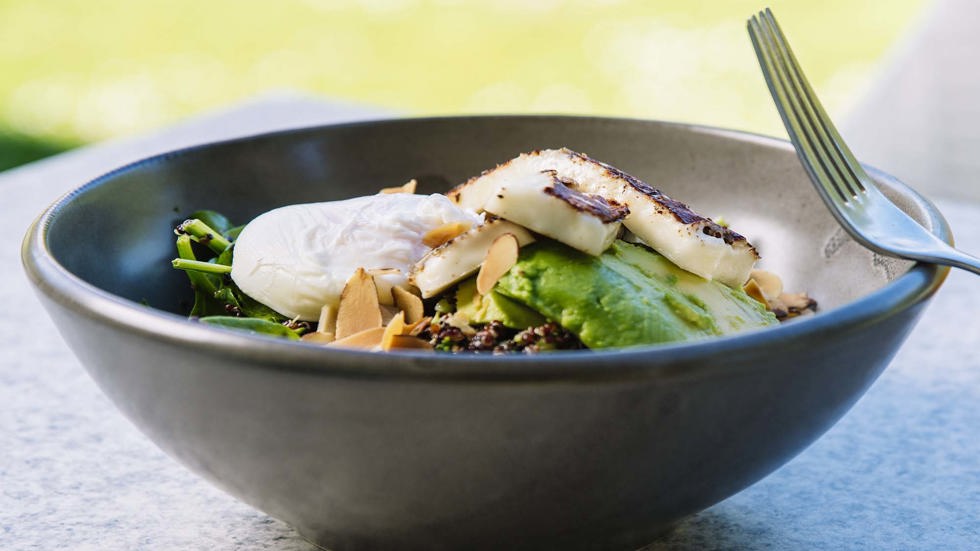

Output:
xmin=542 ymin=172 xmax=630 ymax=223
xmin=482 ymin=169 xmax=628 ymax=256
xmin=563 ymin=149 xmax=748 ymax=244
xmin=447 ymin=148 xmax=759 ymax=287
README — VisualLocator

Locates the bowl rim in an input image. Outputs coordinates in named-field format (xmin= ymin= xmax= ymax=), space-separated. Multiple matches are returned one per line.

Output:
xmin=22 ymin=114 xmax=952 ymax=382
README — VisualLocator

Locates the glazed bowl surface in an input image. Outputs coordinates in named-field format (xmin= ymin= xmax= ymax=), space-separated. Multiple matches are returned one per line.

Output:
xmin=22 ymin=116 xmax=949 ymax=550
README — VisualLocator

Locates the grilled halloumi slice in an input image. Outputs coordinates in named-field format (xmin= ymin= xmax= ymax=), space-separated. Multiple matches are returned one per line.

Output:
xmin=409 ymin=217 xmax=535 ymax=298
xmin=447 ymin=148 xmax=759 ymax=287
xmin=482 ymin=168 xmax=628 ymax=256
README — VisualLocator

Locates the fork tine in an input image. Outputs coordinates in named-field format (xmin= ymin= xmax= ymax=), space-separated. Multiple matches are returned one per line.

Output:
xmin=747 ymin=13 xmax=851 ymax=204
xmin=761 ymin=9 xmax=867 ymax=196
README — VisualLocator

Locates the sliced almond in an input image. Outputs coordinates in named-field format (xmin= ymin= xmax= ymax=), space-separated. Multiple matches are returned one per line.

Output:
xmin=767 ymin=292 xmax=817 ymax=320
xmin=392 ymin=285 xmax=425 ymax=323
xmin=749 ymin=269 xmax=784 ymax=302
xmin=422 ymin=222 xmax=472 ymax=248
xmin=381 ymin=311 xmax=408 ymax=351
xmin=327 ymin=326 xmax=386 ymax=349
xmin=403 ymin=284 xmax=422 ymax=297
xmin=379 ymin=179 xmax=418 ymax=194
xmin=780 ymin=292 xmax=817 ymax=312
xmin=317 ymin=304 xmax=338 ymax=335
xmin=335 ymin=268 xmax=383 ymax=339
xmin=367 ymin=268 xmax=401 ymax=277
xmin=366 ymin=268 xmax=402 ymax=306
xmin=743 ymin=278 xmax=769 ymax=307
xmin=407 ymin=316 xmax=432 ymax=337
xmin=302 ymin=331 xmax=335 ymax=344
xmin=387 ymin=335 xmax=434 ymax=351
xmin=476 ymin=232 xmax=519 ymax=295
xmin=380 ymin=304 xmax=401 ymax=325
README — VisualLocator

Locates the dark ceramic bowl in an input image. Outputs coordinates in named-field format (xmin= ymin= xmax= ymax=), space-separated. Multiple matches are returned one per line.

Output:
xmin=22 ymin=116 xmax=950 ymax=550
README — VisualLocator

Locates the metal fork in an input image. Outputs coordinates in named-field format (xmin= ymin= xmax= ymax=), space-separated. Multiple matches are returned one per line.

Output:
xmin=748 ymin=8 xmax=980 ymax=276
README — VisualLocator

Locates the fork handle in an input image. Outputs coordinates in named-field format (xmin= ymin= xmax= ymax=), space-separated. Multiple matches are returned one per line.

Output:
xmin=920 ymin=246 xmax=980 ymax=276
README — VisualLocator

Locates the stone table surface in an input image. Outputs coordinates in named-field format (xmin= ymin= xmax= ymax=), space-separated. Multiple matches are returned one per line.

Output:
xmin=1 ymin=96 xmax=977 ymax=550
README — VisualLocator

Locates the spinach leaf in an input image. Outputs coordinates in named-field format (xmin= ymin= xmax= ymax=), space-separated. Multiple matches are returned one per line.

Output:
xmin=199 ymin=316 xmax=301 ymax=340
xmin=188 ymin=210 xmax=233 ymax=237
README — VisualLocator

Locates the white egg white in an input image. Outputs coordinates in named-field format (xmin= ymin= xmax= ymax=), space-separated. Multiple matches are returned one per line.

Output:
xmin=231 ymin=193 xmax=482 ymax=320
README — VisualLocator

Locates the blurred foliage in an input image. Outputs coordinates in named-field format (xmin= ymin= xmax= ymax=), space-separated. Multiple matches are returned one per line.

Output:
xmin=0 ymin=0 xmax=925 ymax=170
xmin=0 ymin=131 xmax=77 ymax=172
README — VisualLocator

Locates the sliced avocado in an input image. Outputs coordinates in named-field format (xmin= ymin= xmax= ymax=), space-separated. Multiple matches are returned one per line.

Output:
xmin=609 ymin=240 xmax=776 ymax=335
xmin=456 ymin=277 xmax=547 ymax=329
xmin=494 ymin=240 xmax=777 ymax=349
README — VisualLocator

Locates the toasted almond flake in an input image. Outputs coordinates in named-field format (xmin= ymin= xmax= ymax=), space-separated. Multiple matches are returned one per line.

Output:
xmin=768 ymin=296 xmax=789 ymax=319
xmin=381 ymin=311 xmax=408 ymax=351
xmin=302 ymin=331 xmax=335 ymax=344
xmin=366 ymin=269 xmax=402 ymax=306
xmin=379 ymin=179 xmax=418 ymax=194
xmin=392 ymin=311 xmax=408 ymax=333
xmin=387 ymin=335 xmax=434 ymax=351
xmin=749 ymin=269 xmax=783 ymax=301
xmin=743 ymin=278 xmax=769 ymax=307
xmin=476 ymin=232 xmax=519 ymax=295
xmin=367 ymin=268 xmax=402 ymax=277
xmin=317 ymin=305 xmax=337 ymax=335
xmin=381 ymin=305 xmax=403 ymax=326
xmin=779 ymin=291 xmax=816 ymax=311
xmin=404 ymin=284 xmax=422 ymax=296
xmin=327 ymin=326 xmax=386 ymax=349
xmin=407 ymin=316 xmax=432 ymax=337
xmin=766 ymin=291 xmax=817 ymax=321
xmin=422 ymin=221 xmax=472 ymax=248
xmin=392 ymin=285 xmax=425 ymax=323
xmin=335 ymin=268 xmax=383 ymax=339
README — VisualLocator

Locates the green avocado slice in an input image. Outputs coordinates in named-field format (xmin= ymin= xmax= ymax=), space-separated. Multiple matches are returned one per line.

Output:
xmin=456 ymin=277 xmax=547 ymax=329
xmin=494 ymin=240 xmax=777 ymax=349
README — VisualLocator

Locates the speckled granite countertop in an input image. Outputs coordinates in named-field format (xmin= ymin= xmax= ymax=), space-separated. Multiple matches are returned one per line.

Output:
xmin=1 ymin=97 xmax=977 ymax=550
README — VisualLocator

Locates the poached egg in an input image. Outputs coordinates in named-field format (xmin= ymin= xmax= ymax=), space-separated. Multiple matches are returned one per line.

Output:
xmin=231 ymin=193 xmax=482 ymax=320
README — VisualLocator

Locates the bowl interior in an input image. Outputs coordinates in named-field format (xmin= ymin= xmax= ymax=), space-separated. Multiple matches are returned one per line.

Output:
xmin=44 ymin=116 xmax=932 ymax=322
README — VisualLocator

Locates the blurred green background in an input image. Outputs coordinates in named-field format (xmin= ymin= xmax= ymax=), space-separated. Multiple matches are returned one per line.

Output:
xmin=0 ymin=0 xmax=925 ymax=171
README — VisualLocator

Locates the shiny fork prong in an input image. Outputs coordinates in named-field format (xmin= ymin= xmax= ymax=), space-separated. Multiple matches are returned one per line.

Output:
xmin=760 ymin=12 xmax=861 ymax=200
xmin=761 ymin=9 xmax=867 ymax=196
xmin=747 ymin=14 xmax=852 ymax=205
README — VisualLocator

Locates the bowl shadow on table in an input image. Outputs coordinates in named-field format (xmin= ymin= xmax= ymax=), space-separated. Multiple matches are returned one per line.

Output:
xmin=640 ymin=509 xmax=791 ymax=551
xmin=255 ymin=508 xmax=788 ymax=551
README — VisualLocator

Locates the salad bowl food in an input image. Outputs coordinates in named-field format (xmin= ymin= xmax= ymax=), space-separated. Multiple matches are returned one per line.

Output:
xmin=22 ymin=116 xmax=949 ymax=550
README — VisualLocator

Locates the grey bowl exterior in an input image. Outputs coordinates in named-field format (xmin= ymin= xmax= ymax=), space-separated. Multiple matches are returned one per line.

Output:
xmin=23 ymin=116 xmax=949 ymax=550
